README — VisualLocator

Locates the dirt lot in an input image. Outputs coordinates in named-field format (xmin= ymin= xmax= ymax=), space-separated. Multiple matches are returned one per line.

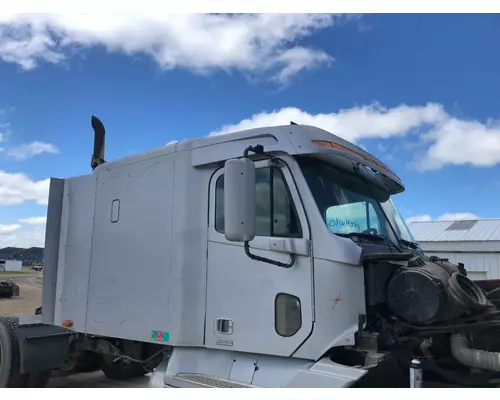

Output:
xmin=0 ymin=273 xmax=43 ymax=316
xmin=0 ymin=273 xmax=151 ymax=388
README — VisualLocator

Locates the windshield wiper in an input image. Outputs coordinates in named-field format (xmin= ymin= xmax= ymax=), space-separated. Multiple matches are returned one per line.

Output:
xmin=337 ymin=232 xmax=385 ymax=242
xmin=337 ymin=232 xmax=402 ymax=253
xmin=399 ymin=239 xmax=420 ymax=250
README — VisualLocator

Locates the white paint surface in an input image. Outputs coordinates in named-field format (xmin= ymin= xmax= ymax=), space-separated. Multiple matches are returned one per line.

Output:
xmin=3 ymin=260 xmax=22 ymax=272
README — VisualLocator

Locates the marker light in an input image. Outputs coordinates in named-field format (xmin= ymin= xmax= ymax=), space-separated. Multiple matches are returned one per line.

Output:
xmin=311 ymin=140 xmax=399 ymax=180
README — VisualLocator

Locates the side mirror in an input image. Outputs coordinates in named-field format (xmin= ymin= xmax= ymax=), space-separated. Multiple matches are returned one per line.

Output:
xmin=223 ymin=158 xmax=256 ymax=242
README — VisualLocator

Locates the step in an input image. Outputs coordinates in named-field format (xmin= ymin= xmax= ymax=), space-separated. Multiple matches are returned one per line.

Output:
xmin=171 ymin=373 xmax=256 ymax=388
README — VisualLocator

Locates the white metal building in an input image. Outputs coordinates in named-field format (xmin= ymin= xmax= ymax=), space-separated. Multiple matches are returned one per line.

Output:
xmin=408 ymin=219 xmax=500 ymax=281
xmin=0 ymin=260 xmax=22 ymax=272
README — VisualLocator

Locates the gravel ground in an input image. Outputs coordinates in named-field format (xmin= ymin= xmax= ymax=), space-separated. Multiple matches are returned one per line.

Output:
xmin=0 ymin=274 xmax=43 ymax=316
xmin=0 ymin=273 xmax=153 ymax=388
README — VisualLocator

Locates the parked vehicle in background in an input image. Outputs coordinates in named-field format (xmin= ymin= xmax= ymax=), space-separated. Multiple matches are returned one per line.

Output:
xmin=32 ymin=264 xmax=43 ymax=272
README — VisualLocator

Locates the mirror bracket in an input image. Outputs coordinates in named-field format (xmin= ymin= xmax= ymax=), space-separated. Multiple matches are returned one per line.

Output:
xmin=241 ymin=144 xmax=296 ymax=269
xmin=244 ymin=242 xmax=296 ymax=269
xmin=225 ymin=144 xmax=297 ymax=268
xmin=243 ymin=144 xmax=265 ymax=158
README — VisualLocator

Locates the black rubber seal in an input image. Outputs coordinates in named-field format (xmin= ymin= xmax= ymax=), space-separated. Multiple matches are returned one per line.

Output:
xmin=448 ymin=272 xmax=489 ymax=312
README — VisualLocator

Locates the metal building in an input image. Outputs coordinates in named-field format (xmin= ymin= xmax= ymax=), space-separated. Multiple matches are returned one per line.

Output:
xmin=408 ymin=219 xmax=500 ymax=281
xmin=0 ymin=260 xmax=22 ymax=272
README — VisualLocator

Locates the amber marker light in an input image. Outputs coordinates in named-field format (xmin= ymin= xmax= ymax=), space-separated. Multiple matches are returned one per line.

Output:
xmin=311 ymin=140 xmax=400 ymax=181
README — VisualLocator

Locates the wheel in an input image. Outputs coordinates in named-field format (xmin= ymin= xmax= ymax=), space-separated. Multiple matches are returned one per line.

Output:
xmin=0 ymin=317 xmax=51 ymax=388
xmin=100 ymin=355 xmax=146 ymax=381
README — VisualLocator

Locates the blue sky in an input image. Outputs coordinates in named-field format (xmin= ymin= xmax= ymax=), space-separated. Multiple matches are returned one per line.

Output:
xmin=0 ymin=13 xmax=499 ymax=247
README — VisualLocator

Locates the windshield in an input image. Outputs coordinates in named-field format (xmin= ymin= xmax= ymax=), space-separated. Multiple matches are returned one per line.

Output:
xmin=295 ymin=155 xmax=416 ymax=247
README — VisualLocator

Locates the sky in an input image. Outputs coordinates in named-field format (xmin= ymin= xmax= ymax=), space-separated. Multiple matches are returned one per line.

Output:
xmin=0 ymin=13 xmax=499 ymax=248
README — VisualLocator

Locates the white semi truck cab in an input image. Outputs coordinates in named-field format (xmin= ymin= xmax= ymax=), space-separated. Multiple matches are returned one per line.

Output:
xmin=1 ymin=116 xmax=500 ymax=388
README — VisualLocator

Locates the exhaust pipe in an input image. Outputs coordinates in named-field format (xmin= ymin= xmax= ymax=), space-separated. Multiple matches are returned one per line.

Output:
xmin=91 ymin=115 xmax=106 ymax=171
xmin=451 ymin=334 xmax=500 ymax=372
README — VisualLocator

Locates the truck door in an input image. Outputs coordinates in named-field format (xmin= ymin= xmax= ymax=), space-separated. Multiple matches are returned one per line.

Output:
xmin=205 ymin=158 xmax=313 ymax=357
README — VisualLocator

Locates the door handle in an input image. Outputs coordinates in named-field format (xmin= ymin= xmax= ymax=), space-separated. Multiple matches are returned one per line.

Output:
xmin=216 ymin=318 xmax=234 ymax=334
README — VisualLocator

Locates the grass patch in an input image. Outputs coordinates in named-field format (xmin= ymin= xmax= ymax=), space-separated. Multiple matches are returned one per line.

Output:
xmin=0 ymin=271 xmax=38 ymax=276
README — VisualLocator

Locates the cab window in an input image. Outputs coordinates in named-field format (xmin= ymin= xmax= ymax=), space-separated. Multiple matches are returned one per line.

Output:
xmin=215 ymin=166 xmax=302 ymax=238
xmin=326 ymin=201 xmax=381 ymax=234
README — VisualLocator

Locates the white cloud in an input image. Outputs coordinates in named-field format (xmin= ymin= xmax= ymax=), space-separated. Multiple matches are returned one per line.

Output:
xmin=7 ymin=141 xmax=59 ymax=160
xmin=0 ymin=224 xmax=21 ymax=234
xmin=211 ymin=103 xmax=500 ymax=170
xmin=406 ymin=212 xmax=479 ymax=224
xmin=414 ymin=118 xmax=500 ymax=171
xmin=0 ymin=217 xmax=47 ymax=248
xmin=0 ymin=170 xmax=50 ymax=206
xmin=0 ymin=13 xmax=352 ymax=84
xmin=273 ymin=46 xmax=333 ymax=84
xmin=436 ymin=212 xmax=480 ymax=221
xmin=405 ymin=215 xmax=431 ymax=224
xmin=18 ymin=216 xmax=46 ymax=225
xmin=0 ymin=225 xmax=45 ymax=248
xmin=210 ymin=103 xmax=447 ymax=141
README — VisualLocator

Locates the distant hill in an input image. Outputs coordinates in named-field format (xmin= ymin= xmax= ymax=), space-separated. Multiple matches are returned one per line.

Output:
xmin=0 ymin=247 xmax=44 ymax=262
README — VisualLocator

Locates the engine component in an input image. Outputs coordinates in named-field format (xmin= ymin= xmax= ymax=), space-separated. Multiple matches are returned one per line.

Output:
xmin=486 ymin=287 xmax=500 ymax=309
xmin=447 ymin=272 xmax=490 ymax=312
xmin=451 ymin=334 xmax=500 ymax=372
xmin=365 ymin=352 xmax=385 ymax=368
xmin=420 ymin=339 xmax=433 ymax=358
xmin=358 ymin=331 xmax=379 ymax=352
xmin=387 ymin=259 xmax=464 ymax=325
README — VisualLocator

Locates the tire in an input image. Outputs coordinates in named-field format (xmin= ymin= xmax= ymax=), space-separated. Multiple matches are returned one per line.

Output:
xmin=100 ymin=355 xmax=146 ymax=381
xmin=0 ymin=317 xmax=51 ymax=388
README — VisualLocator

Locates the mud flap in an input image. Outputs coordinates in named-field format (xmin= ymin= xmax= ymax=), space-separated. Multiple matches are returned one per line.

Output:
xmin=15 ymin=321 xmax=73 ymax=374
xmin=1 ymin=317 xmax=70 ymax=387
